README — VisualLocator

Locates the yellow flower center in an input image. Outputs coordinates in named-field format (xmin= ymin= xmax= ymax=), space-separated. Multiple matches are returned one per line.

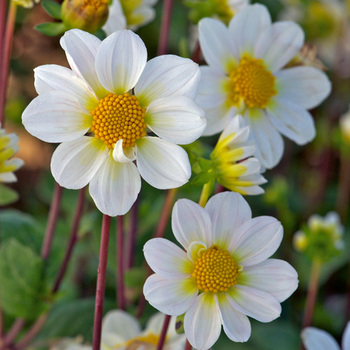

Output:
xmin=91 ymin=92 xmax=147 ymax=149
xmin=227 ymin=54 xmax=277 ymax=109
xmin=214 ymin=0 xmax=234 ymax=24
xmin=124 ymin=333 xmax=159 ymax=350
xmin=192 ymin=246 xmax=239 ymax=293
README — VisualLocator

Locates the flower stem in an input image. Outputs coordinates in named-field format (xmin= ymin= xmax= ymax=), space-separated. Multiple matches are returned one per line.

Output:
xmin=41 ymin=182 xmax=63 ymax=260
xmin=155 ymin=188 xmax=177 ymax=238
xmin=302 ymin=259 xmax=322 ymax=329
xmin=92 ymin=214 xmax=111 ymax=350
xmin=0 ymin=319 xmax=25 ymax=350
xmin=156 ymin=314 xmax=171 ymax=350
xmin=52 ymin=187 xmax=86 ymax=293
xmin=157 ymin=0 xmax=174 ymax=55
xmin=126 ymin=198 xmax=139 ymax=269
xmin=198 ymin=179 xmax=215 ymax=208
xmin=185 ymin=339 xmax=192 ymax=350
xmin=117 ymin=215 xmax=126 ymax=310
xmin=13 ymin=314 xmax=47 ymax=350
xmin=0 ymin=1 xmax=16 ymax=126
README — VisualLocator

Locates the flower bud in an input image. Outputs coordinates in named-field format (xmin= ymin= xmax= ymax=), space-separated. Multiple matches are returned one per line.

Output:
xmin=293 ymin=212 xmax=344 ymax=262
xmin=61 ymin=0 xmax=109 ymax=33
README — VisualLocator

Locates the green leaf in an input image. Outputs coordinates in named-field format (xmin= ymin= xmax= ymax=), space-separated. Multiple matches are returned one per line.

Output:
xmin=0 ymin=184 xmax=19 ymax=205
xmin=41 ymin=0 xmax=62 ymax=19
xmin=175 ymin=314 xmax=185 ymax=334
xmin=0 ymin=239 xmax=48 ymax=320
xmin=35 ymin=22 xmax=67 ymax=37
xmin=124 ymin=267 xmax=147 ymax=288
xmin=0 ymin=210 xmax=42 ymax=253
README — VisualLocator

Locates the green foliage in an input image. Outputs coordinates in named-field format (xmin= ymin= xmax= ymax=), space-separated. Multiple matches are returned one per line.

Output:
xmin=0 ymin=184 xmax=19 ymax=205
xmin=41 ymin=0 xmax=62 ymax=20
xmin=0 ymin=239 xmax=48 ymax=320
xmin=35 ymin=22 xmax=67 ymax=36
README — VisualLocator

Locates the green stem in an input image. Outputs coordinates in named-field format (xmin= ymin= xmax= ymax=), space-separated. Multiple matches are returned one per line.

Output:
xmin=302 ymin=259 xmax=322 ymax=329
xmin=336 ymin=152 xmax=350 ymax=223
xmin=198 ymin=179 xmax=215 ymax=208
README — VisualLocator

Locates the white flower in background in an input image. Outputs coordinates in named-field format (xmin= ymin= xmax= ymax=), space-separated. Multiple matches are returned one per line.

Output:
xmin=197 ymin=3 xmax=331 ymax=169
xmin=101 ymin=310 xmax=185 ymax=350
xmin=210 ymin=115 xmax=266 ymax=195
xmin=12 ymin=0 xmax=39 ymax=8
xmin=22 ymin=29 xmax=205 ymax=217
xmin=103 ymin=0 xmax=158 ymax=35
xmin=143 ymin=192 xmax=298 ymax=350
xmin=302 ymin=322 xmax=350 ymax=350
xmin=0 ymin=126 xmax=24 ymax=183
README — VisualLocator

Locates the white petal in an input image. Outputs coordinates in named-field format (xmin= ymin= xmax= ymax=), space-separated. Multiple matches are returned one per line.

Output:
xmin=102 ymin=0 xmax=126 ymax=35
xmin=143 ymin=238 xmax=192 ymax=278
xmin=220 ymin=114 xmax=249 ymax=141
xmin=22 ymin=91 xmax=92 ymax=143
xmin=145 ymin=95 xmax=206 ymax=145
xmin=135 ymin=55 xmax=201 ymax=106
xmin=342 ymin=322 xmax=350 ymax=350
xmin=184 ymin=293 xmax=222 ymax=350
xmin=95 ymin=30 xmax=147 ymax=94
xmin=202 ymin=105 xmax=234 ymax=136
xmin=246 ymin=111 xmax=284 ymax=169
xmin=136 ymin=137 xmax=191 ymax=189
xmin=227 ymin=285 xmax=281 ymax=322
xmin=229 ymin=216 xmax=283 ymax=266
xmin=302 ymin=328 xmax=340 ymax=350
xmin=51 ymin=137 xmax=108 ymax=190
xmin=102 ymin=310 xmax=140 ymax=345
xmin=60 ymin=29 xmax=107 ymax=98
xmin=198 ymin=17 xmax=238 ymax=72
xmin=217 ymin=293 xmax=251 ymax=342
xmin=145 ymin=313 xmax=168 ymax=335
xmin=172 ymin=198 xmax=213 ymax=250
xmin=266 ymin=99 xmax=315 ymax=145
xmin=228 ymin=4 xmax=271 ymax=57
xmin=0 ymin=172 xmax=17 ymax=183
xmin=34 ymin=65 xmax=98 ymax=111
xmin=196 ymin=66 xmax=226 ymax=109
xmin=112 ymin=139 xmax=137 ymax=163
xmin=89 ymin=155 xmax=141 ymax=216
xmin=255 ymin=21 xmax=304 ymax=72
xmin=240 ymin=259 xmax=298 ymax=302
xmin=275 ymin=66 xmax=331 ymax=110
xmin=204 ymin=192 xmax=251 ymax=250
xmin=143 ymin=274 xmax=197 ymax=316
xmin=130 ymin=6 xmax=156 ymax=30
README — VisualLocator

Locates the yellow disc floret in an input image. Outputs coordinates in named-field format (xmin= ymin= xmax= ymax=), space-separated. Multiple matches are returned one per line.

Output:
xmin=227 ymin=54 xmax=277 ymax=109
xmin=192 ymin=246 xmax=239 ymax=293
xmin=91 ymin=92 xmax=147 ymax=149
xmin=124 ymin=332 xmax=160 ymax=350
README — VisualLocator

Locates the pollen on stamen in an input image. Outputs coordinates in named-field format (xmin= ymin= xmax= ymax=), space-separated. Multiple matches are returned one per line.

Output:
xmin=192 ymin=246 xmax=239 ymax=293
xmin=227 ymin=54 xmax=277 ymax=109
xmin=91 ymin=92 xmax=147 ymax=149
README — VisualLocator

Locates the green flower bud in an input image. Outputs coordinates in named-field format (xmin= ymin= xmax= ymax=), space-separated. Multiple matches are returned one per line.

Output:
xmin=293 ymin=212 xmax=344 ymax=262
xmin=61 ymin=0 xmax=109 ymax=33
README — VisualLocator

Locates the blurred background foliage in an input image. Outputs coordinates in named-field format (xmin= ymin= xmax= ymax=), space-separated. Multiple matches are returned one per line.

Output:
xmin=1 ymin=0 xmax=350 ymax=349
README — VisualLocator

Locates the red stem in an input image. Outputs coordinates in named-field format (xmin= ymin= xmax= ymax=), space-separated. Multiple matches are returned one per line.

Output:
xmin=156 ymin=315 xmax=171 ymax=350
xmin=125 ymin=198 xmax=139 ymax=269
xmin=185 ymin=339 xmax=192 ymax=350
xmin=92 ymin=214 xmax=111 ymax=350
xmin=13 ymin=314 xmax=47 ymax=350
xmin=302 ymin=259 xmax=322 ymax=329
xmin=117 ymin=216 xmax=126 ymax=310
xmin=41 ymin=182 xmax=63 ymax=260
xmin=191 ymin=40 xmax=201 ymax=64
xmin=157 ymin=0 xmax=174 ymax=55
xmin=0 ymin=1 xmax=16 ymax=126
xmin=52 ymin=188 xmax=86 ymax=293
xmin=0 ymin=319 xmax=25 ymax=350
